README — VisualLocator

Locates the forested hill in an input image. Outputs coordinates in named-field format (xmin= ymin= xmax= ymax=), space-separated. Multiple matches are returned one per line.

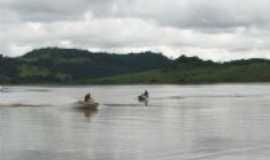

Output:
xmin=90 ymin=55 xmax=270 ymax=84
xmin=0 ymin=47 xmax=171 ymax=83
xmin=1 ymin=47 xmax=270 ymax=84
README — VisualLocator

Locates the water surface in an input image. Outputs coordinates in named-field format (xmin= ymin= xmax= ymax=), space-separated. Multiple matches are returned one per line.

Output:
xmin=1 ymin=84 xmax=270 ymax=160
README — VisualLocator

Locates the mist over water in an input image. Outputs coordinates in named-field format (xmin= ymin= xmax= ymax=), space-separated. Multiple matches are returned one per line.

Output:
xmin=1 ymin=84 xmax=270 ymax=159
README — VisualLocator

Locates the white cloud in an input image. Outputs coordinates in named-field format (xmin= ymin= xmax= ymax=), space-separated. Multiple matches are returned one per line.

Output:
xmin=1 ymin=0 xmax=270 ymax=61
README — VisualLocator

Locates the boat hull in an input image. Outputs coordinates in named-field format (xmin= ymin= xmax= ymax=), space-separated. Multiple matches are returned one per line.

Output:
xmin=76 ymin=101 xmax=99 ymax=110
xmin=138 ymin=95 xmax=148 ymax=102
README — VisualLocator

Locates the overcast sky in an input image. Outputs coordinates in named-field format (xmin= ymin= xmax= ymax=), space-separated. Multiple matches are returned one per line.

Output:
xmin=1 ymin=0 xmax=270 ymax=61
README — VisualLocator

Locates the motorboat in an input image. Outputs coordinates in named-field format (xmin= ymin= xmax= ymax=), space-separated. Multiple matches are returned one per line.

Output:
xmin=76 ymin=100 xmax=99 ymax=110
xmin=138 ymin=95 xmax=149 ymax=102
xmin=138 ymin=94 xmax=149 ymax=106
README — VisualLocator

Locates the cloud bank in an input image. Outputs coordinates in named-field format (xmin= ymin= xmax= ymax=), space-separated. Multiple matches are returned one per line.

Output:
xmin=1 ymin=0 xmax=270 ymax=61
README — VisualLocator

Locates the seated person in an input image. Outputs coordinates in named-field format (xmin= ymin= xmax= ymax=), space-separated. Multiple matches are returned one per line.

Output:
xmin=84 ymin=93 xmax=92 ymax=102
xmin=143 ymin=90 xmax=149 ymax=98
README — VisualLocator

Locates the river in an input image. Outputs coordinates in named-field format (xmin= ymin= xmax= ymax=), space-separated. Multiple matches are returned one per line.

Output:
xmin=1 ymin=84 xmax=270 ymax=160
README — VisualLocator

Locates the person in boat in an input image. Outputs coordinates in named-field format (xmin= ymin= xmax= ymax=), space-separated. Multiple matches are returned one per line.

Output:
xmin=143 ymin=90 xmax=149 ymax=98
xmin=84 ymin=93 xmax=92 ymax=102
xmin=137 ymin=90 xmax=149 ymax=106
xmin=142 ymin=90 xmax=149 ymax=106
xmin=138 ymin=90 xmax=149 ymax=100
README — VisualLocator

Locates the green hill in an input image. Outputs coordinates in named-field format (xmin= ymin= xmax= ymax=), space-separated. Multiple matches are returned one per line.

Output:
xmin=1 ymin=47 xmax=270 ymax=84
xmin=0 ymin=47 xmax=171 ymax=84
xmin=87 ymin=56 xmax=270 ymax=84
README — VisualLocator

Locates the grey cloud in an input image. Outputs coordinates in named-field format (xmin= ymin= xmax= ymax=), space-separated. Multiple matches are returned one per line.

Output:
xmin=0 ymin=0 xmax=114 ymax=22
xmin=90 ymin=0 xmax=270 ymax=31
xmin=2 ymin=0 xmax=270 ymax=61
xmin=3 ymin=0 xmax=270 ymax=29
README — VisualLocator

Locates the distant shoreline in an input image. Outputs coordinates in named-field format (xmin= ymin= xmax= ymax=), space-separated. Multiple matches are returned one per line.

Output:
xmin=3 ymin=81 xmax=270 ymax=87
xmin=1 ymin=47 xmax=270 ymax=84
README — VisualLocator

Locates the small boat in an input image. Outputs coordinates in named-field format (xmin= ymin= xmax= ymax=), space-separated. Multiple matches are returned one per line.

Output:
xmin=76 ymin=100 xmax=99 ymax=110
xmin=138 ymin=95 xmax=149 ymax=106
xmin=138 ymin=95 xmax=148 ymax=102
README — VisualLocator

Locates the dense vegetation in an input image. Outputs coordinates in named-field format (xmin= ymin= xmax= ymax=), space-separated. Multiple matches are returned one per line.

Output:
xmin=0 ymin=47 xmax=170 ymax=84
xmin=1 ymin=47 xmax=270 ymax=84
xmin=87 ymin=56 xmax=270 ymax=84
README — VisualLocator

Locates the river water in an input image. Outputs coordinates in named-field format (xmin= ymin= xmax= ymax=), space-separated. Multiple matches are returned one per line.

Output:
xmin=1 ymin=84 xmax=270 ymax=160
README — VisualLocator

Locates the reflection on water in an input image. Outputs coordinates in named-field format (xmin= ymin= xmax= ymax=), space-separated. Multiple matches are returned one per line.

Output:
xmin=103 ymin=103 xmax=147 ymax=107
xmin=1 ymin=84 xmax=270 ymax=159
xmin=73 ymin=105 xmax=98 ymax=121
xmin=0 ymin=103 xmax=50 ymax=108
xmin=25 ymin=88 xmax=50 ymax=93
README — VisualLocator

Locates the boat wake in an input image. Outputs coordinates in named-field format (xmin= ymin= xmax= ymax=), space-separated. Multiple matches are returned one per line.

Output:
xmin=154 ymin=94 xmax=267 ymax=100
xmin=103 ymin=103 xmax=161 ymax=107
xmin=0 ymin=103 xmax=51 ymax=108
